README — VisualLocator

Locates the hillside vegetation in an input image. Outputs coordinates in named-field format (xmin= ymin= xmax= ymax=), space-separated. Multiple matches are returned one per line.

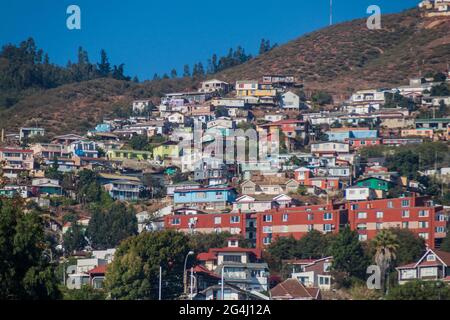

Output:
xmin=1 ymin=8 xmax=449 ymax=136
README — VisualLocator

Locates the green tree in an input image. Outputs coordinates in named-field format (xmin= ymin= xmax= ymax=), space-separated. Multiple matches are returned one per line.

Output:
xmin=330 ymin=227 xmax=370 ymax=287
xmin=312 ymin=91 xmax=333 ymax=106
xmin=431 ymin=83 xmax=450 ymax=97
xmin=441 ymin=232 xmax=450 ymax=253
xmin=214 ymin=106 xmax=229 ymax=118
xmin=183 ymin=64 xmax=190 ymax=77
xmin=105 ymin=230 xmax=191 ymax=300
xmin=387 ymin=280 xmax=450 ymax=300
xmin=371 ymin=230 xmax=399 ymax=293
xmin=63 ymin=223 xmax=87 ymax=254
xmin=433 ymin=72 xmax=447 ymax=83
xmin=297 ymin=230 xmax=333 ymax=259
xmin=61 ymin=285 xmax=106 ymax=300
xmin=389 ymin=228 xmax=425 ymax=266
xmin=129 ymin=135 xmax=149 ymax=151
xmin=86 ymin=202 xmax=138 ymax=250
xmin=170 ymin=68 xmax=177 ymax=78
xmin=97 ymin=49 xmax=111 ymax=77
xmin=0 ymin=198 xmax=61 ymax=299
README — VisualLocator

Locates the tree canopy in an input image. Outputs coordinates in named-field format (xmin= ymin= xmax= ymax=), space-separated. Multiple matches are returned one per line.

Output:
xmin=0 ymin=198 xmax=61 ymax=299
xmin=105 ymin=230 xmax=191 ymax=300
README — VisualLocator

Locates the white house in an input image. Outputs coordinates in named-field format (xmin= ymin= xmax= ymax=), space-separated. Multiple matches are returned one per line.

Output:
xmin=166 ymin=112 xmax=185 ymax=124
xmin=344 ymin=186 xmax=375 ymax=201
xmin=311 ymin=142 xmax=350 ymax=155
xmin=199 ymin=79 xmax=230 ymax=93
xmin=281 ymin=91 xmax=300 ymax=110
xmin=132 ymin=99 xmax=152 ymax=113
xmin=264 ymin=114 xmax=285 ymax=122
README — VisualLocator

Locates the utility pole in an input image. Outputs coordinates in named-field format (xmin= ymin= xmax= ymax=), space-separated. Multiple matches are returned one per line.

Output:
xmin=159 ymin=266 xmax=162 ymax=300
xmin=221 ymin=267 xmax=224 ymax=300
xmin=190 ymin=267 xmax=194 ymax=300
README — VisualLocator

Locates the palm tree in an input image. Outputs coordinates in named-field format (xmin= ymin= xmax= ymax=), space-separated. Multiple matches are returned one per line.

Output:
xmin=372 ymin=229 xmax=399 ymax=295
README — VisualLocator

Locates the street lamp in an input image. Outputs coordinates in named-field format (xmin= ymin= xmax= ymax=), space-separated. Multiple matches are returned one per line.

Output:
xmin=183 ymin=251 xmax=195 ymax=295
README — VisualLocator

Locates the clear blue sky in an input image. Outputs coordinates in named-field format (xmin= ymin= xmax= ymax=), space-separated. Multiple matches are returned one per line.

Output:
xmin=0 ymin=0 xmax=419 ymax=80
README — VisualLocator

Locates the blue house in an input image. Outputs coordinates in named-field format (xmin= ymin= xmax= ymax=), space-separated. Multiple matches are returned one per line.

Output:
xmin=174 ymin=186 xmax=237 ymax=210
xmin=94 ymin=123 xmax=111 ymax=133
xmin=326 ymin=129 xmax=378 ymax=142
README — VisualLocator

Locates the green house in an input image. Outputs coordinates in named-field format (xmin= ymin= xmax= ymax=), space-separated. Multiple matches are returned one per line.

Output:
xmin=356 ymin=177 xmax=392 ymax=192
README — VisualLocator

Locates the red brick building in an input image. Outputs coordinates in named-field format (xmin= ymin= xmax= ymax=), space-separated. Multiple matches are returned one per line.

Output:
xmin=347 ymin=196 xmax=446 ymax=248
xmin=255 ymin=203 xmax=348 ymax=248
xmin=164 ymin=211 xmax=254 ymax=240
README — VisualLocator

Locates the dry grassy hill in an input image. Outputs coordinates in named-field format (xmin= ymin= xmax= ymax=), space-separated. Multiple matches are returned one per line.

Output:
xmin=1 ymin=7 xmax=449 ymax=136
xmin=217 ymin=8 xmax=450 ymax=100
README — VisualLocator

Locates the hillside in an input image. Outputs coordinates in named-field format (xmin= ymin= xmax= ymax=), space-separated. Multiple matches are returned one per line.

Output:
xmin=217 ymin=8 xmax=450 ymax=99
xmin=1 ymin=7 xmax=450 ymax=136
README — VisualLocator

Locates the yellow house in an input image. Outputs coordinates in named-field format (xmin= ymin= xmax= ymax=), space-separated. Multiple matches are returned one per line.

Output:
xmin=106 ymin=149 xmax=152 ymax=161
xmin=152 ymin=141 xmax=180 ymax=160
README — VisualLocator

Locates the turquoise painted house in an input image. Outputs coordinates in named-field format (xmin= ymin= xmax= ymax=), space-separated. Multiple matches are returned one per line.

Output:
xmin=174 ymin=186 xmax=237 ymax=210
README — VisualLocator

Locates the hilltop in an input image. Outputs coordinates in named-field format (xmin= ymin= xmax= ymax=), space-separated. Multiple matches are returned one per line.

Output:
xmin=217 ymin=8 xmax=450 ymax=99
xmin=1 ymin=7 xmax=449 ymax=136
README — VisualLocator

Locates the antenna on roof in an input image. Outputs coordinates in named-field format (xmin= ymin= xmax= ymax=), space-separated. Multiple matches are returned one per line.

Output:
xmin=329 ymin=0 xmax=333 ymax=26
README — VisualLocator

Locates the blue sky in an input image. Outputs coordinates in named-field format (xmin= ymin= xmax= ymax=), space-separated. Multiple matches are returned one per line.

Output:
xmin=0 ymin=0 xmax=419 ymax=80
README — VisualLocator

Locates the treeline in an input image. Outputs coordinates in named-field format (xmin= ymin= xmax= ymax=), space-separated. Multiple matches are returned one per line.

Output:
xmin=0 ymin=38 xmax=132 ymax=106
xmin=153 ymin=38 xmax=277 ymax=80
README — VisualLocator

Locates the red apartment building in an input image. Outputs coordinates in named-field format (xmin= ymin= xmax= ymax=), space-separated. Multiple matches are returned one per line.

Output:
xmin=347 ymin=196 xmax=447 ymax=248
xmin=255 ymin=203 xmax=348 ymax=248
xmin=164 ymin=211 xmax=254 ymax=240
xmin=164 ymin=197 xmax=447 ymax=250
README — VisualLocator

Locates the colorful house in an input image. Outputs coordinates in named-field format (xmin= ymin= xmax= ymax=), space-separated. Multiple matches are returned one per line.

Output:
xmin=356 ymin=177 xmax=393 ymax=198
xmin=106 ymin=149 xmax=152 ymax=161
xmin=173 ymin=186 xmax=238 ymax=210
xmin=152 ymin=141 xmax=180 ymax=161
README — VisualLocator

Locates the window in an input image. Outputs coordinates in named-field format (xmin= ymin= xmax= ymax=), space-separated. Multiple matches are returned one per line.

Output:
xmin=263 ymin=237 xmax=272 ymax=245
xmin=357 ymin=223 xmax=367 ymax=230
xmin=197 ymin=192 xmax=206 ymax=199
xmin=419 ymin=210 xmax=429 ymax=217
xmin=319 ymin=276 xmax=330 ymax=286
xmin=263 ymin=226 xmax=273 ymax=234
xmin=359 ymin=234 xmax=368 ymax=241
xmin=427 ymin=254 xmax=436 ymax=262
xmin=223 ymin=255 xmax=242 ymax=263
xmin=307 ymin=224 xmax=313 ymax=232
xmin=230 ymin=216 xmax=240 ymax=224
xmin=402 ymin=210 xmax=410 ymax=218
xmin=282 ymin=214 xmax=288 ymax=222
xmin=323 ymin=224 xmax=333 ymax=232
xmin=376 ymin=211 xmax=384 ymax=219
xmin=402 ymin=221 xmax=409 ymax=229
xmin=323 ymin=262 xmax=332 ymax=272
xmin=351 ymin=204 xmax=359 ymax=210
xmin=418 ymin=221 xmax=429 ymax=228
xmin=307 ymin=213 xmax=314 ymax=221
xmin=214 ymin=227 xmax=222 ymax=233
xmin=419 ymin=233 xmax=429 ymax=240
xmin=436 ymin=226 xmax=445 ymax=233
xmin=357 ymin=212 xmax=367 ymax=219
xmin=171 ymin=218 xmax=180 ymax=225
xmin=214 ymin=217 xmax=222 ymax=225
xmin=387 ymin=201 xmax=393 ymax=208
xmin=230 ymin=227 xmax=240 ymax=234
xmin=401 ymin=200 xmax=410 ymax=207
xmin=323 ymin=213 xmax=333 ymax=220
xmin=263 ymin=215 xmax=273 ymax=222
xmin=376 ymin=222 xmax=383 ymax=230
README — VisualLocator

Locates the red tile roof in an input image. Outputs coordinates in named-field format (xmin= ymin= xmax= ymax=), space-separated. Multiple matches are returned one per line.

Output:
xmin=270 ymin=279 xmax=320 ymax=300
xmin=0 ymin=148 xmax=33 ymax=153
xmin=88 ymin=265 xmax=107 ymax=275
